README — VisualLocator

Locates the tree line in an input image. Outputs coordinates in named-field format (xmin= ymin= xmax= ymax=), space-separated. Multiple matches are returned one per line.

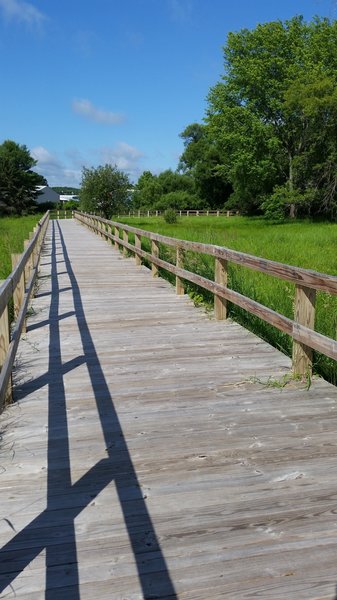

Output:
xmin=3 ymin=16 xmax=337 ymax=220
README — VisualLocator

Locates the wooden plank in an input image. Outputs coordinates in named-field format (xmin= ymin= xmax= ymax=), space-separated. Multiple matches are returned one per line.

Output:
xmin=176 ymin=247 xmax=184 ymax=295
xmin=11 ymin=253 xmax=25 ymax=328
xmin=3 ymin=218 xmax=337 ymax=599
xmin=135 ymin=234 xmax=141 ymax=266
xmin=292 ymin=285 xmax=316 ymax=375
xmin=214 ymin=257 xmax=227 ymax=320
xmin=151 ymin=240 xmax=159 ymax=276
xmin=0 ymin=282 xmax=11 ymax=405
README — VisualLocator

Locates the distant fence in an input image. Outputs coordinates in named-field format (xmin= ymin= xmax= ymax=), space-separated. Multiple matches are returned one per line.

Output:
xmin=49 ymin=210 xmax=73 ymax=220
xmin=122 ymin=210 xmax=239 ymax=218
xmin=74 ymin=210 xmax=337 ymax=378
xmin=0 ymin=211 xmax=49 ymax=410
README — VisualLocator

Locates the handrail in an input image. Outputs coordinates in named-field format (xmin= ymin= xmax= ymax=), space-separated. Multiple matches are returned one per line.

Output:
xmin=74 ymin=211 xmax=337 ymax=376
xmin=0 ymin=211 xmax=50 ymax=409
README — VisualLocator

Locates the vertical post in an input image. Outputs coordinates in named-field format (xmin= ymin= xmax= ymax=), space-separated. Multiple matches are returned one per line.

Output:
xmin=57 ymin=209 xmax=60 ymax=220
xmin=214 ymin=257 xmax=228 ymax=320
xmin=155 ymin=211 xmax=158 ymax=217
xmin=227 ymin=210 xmax=230 ymax=217
xmin=207 ymin=210 xmax=209 ymax=216
xmin=24 ymin=240 xmax=32 ymax=283
xmin=176 ymin=247 xmax=184 ymax=295
xmin=147 ymin=210 xmax=150 ymax=217
xmin=179 ymin=210 xmax=182 ymax=217
xmin=151 ymin=240 xmax=159 ymax=277
xmin=0 ymin=294 xmax=12 ymax=404
xmin=292 ymin=285 xmax=316 ymax=376
xmin=11 ymin=254 xmax=26 ymax=330
xmin=107 ymin=224 xmax=112 ymax=243
xmin=187 ymin=211 xmax=189 ymax=217
xmin=114 ymin=226 xmax=119 ymax=249
xmin=123 ymin=230 xmax=128 ymax=256
xmin=217 ymin=210 xmax=220 ymax=217
xmin=135 ymin=233 xmax=142 ymax=266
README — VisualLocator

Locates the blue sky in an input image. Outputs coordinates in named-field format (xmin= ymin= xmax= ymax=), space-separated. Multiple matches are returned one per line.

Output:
xmin=0 ymin=0 xmax=336 ymax=187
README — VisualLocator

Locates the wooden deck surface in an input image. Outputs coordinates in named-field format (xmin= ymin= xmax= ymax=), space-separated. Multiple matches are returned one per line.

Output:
xmin=1 ymin=219 xmax=337 ymax=599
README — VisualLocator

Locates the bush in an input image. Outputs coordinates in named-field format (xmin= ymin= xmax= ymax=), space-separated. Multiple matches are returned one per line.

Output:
xmin=163 ymin=208 xmax=177 ymax=224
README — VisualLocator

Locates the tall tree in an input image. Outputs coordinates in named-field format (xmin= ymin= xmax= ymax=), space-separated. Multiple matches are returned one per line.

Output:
xmin=207 ymin=16 xmax=337 ymax=218
xmin=0 ymin=140 xmax=46 ymax=215
xmin=179 ymin=123 xmax=231 ymax=209
xmin=79 ymin=164 xmax=130 ymax=218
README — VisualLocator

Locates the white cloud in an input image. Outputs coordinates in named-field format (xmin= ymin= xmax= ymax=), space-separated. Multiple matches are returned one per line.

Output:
xmin=31 ymin=142 xmax=145 ymax=186
xmin=0 ymin=0 xmax=46 ymax=26
xmin=99 ymin=143 xmax=144 ymax=178
xmin=72 ymin=98 xmax=125 ymax=125
xmin=32 ymin=146 xmax=81 ymax=187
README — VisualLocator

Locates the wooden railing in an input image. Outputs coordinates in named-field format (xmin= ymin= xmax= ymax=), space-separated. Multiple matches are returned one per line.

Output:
xmin=0 ymin=211 xmax=50 ymax=410
xmin=49 ymin=209 xmax=73 ymax=220
xmin=75 ymin=211 xmax=337 ymax=376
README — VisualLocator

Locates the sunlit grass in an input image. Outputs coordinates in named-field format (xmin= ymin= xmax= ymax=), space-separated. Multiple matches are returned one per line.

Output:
xmin=0 ymin=215 xmax=44 ymax=280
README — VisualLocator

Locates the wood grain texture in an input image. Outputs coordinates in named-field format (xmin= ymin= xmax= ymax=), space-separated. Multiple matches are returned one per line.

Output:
xmin=2 ymin=218 xmax=337 ymax=599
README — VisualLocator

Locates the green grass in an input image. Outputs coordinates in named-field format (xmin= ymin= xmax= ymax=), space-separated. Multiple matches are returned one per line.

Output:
xmin=118 ymin=215 xmax=337 ymax=384
xmin=0 ymin=215 xmax=44 ymax=280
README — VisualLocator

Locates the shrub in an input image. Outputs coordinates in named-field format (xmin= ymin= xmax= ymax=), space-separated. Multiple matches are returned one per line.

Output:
xmin=163 ymin=208 xmax=177 ymax=224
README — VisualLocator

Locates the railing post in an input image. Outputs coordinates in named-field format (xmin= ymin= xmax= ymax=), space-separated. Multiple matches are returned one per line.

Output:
xmin=24 ymin=240 xmax=32 ymax=283
xmin=107 ymin=224 xmax=112 ymax=243
xmin=214 ymin=257 xmax=228 ymax=320
xmin=123 ymin=230 xmax=128 ymax=256
xmin=217 ymin=210 xmax=220 ymax=217
xmin=11 ymin=254 xmax=26 ymax=332
xmin=114 ymin=226 xmax=119 ymax=249
xmin=0 ymin=291 xmax=11 ymax=404
xmin=292 ymin=285 xmax=316 ymax=376
xmin=151 ymin=240 xmax=159 ymax=277
xmin=176 ymin=247 xmax=184 ymax=295
xmin=135 ymin=233 xmax=142 ymax=266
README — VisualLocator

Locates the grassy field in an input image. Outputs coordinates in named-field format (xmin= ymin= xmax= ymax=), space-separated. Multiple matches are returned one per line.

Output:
xmin=118 ymin=215 xmax=337 ymax=384
xmin=0 ymin=215 xmax=44 ymax=280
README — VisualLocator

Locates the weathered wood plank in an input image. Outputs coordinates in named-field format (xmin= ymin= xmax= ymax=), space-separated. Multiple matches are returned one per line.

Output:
xmin=1 ymin=219 xmax=337 ymax=599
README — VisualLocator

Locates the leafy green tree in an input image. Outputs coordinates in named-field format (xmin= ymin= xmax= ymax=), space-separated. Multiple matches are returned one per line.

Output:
xmin=0 ymin=140 xmax=46 ymax=215
xmin=132 ymin=169 xmax=202 ymax=210
xmin=179 ymin=123 xmax=231 ymax=209
xmin=79 ymin=164 xmax=130 ymax=218
xmin=132 ymin=171 xmax=162 ymax=209
xmin=207 ymin=16 xmax=337 ymax=217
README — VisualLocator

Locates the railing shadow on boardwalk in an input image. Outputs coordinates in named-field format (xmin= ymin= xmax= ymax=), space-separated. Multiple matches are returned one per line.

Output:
xmin=0 ymin=220 xmax=177 ymax=599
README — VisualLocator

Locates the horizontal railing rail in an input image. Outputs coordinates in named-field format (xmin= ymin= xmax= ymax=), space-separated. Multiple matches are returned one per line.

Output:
xmin=74 ymin=211 xmax=337 ymax=376
xmin=0 ymin=211 xmax=50 ymax=410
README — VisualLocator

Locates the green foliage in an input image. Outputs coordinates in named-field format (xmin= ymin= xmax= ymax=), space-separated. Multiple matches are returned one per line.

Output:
xmin=79 ymin=164 xmax=130 ymax=218
xmin=0 ymin=214 xmax=44 ymax=279
xmin=0 ymin=140 xmax=46 ymax=216
xmin=179 ymin=123 xmax=231 ymax=209
xmin=132 ymin=169 xmax=202 ymax=211
xmin=163 ymin=208 xmax=177 ymax=224
xmin=261 ymin=185 xmax=315 ymax=221
xmin=202 ymin=16 xmax=337 ymax=218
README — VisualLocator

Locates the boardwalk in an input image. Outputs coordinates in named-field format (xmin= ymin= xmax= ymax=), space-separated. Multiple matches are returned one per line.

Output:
xmin=1 ymin=218 xmax=337 ymax=599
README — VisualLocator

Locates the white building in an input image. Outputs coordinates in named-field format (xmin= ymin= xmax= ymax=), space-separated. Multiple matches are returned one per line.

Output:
xmin=36 ymin=186 xmax=60 ymax=204
xmin=59 ymin=194 xmax=80 ymax=203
